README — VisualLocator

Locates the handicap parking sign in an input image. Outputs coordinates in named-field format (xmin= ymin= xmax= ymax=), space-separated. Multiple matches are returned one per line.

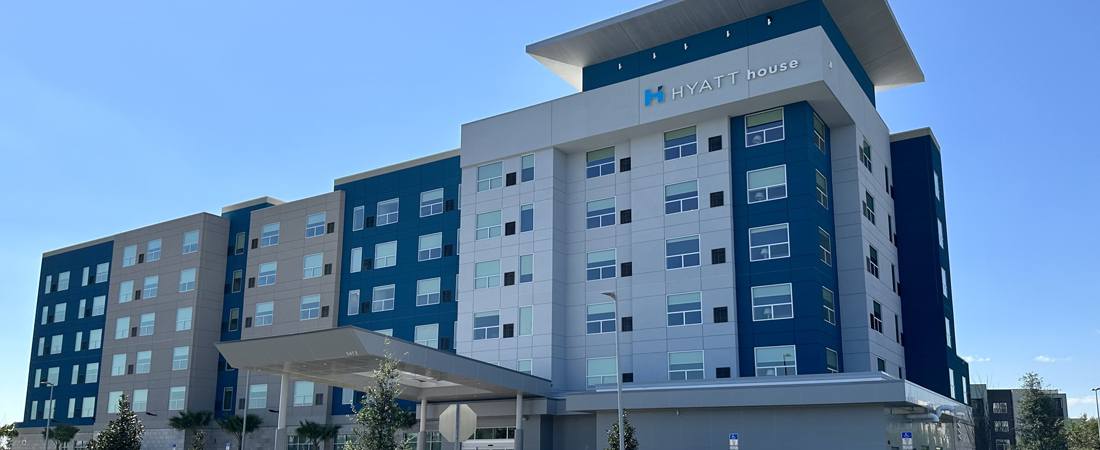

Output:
xmin=902 ymin=432 xmax=912 ymax=439
xmin=729 ymin=434 xmax=738 ymax=440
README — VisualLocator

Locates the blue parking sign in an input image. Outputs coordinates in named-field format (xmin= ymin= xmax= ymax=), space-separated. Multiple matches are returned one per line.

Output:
xmin=902 ymin=432 xmax=912 ymax=439
xmin=729 ymin=434 xmax=738 ymax=440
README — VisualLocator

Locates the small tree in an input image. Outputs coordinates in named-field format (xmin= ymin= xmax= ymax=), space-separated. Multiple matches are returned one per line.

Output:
xmin=604 ymin=410 xmax=639 ymax=450
xmin=0 ymin=423 xmax=20 ymax=450
xmin=347 ymin=341 xmax=416 ymax=450
xmin=42 ymin=424 xmax=80 ymax=450
xmin=87 ymin=394 xmax=144 ymax=450
xmin=1065 ymin=415 xmax=1100 ymax=450
xmin=1015 ymin=372 xmax=1067 ymax=450
xmin=216 ymin=415 xmax=263 ymax=450
xmin=168 ymin=411 xmax=213 ymax=450
xmin=295 ymin=421 xmax=342 ymax=450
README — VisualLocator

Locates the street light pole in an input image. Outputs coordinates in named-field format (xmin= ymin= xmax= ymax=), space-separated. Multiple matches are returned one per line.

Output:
xmin=41 ymin=381 xmax=55 ymax=449
xmin=1091 ymin=388 xmax=1100 ymax=444
xmin=601 ymin=292 xmax=624 ymax=450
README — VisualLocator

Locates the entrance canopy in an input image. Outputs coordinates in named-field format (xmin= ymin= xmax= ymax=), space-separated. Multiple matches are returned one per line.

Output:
xmin=216 ymin=327 xmax=552 ymax=402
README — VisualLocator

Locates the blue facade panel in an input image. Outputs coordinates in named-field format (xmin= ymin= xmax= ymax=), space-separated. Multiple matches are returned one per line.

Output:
xmin=730 ymin=102 xmax=842 ymax=377
xmin=332 ymin=156 xmax=462 ymax=416
xmin=582 ymin=0 xmax=876 ymax=106
xmin=23 ymin=241 xmax=114 ymax=428
xmin=891 ymin=134 xmax=970 ymax=401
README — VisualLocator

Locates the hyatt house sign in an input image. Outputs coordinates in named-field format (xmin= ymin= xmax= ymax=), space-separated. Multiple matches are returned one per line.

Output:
xmin=645 ymin=59 xmax=800 ymax=106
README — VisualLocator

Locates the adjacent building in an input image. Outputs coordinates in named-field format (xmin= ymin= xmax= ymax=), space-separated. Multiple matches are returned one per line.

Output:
xmin=969 ymin=384 xmax=1070 ymax=450
xmin=21 ymin=0 xmax=976 ymax=449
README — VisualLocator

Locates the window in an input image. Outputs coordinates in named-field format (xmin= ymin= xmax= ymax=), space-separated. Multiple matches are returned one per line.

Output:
xmin=993 ymin=402 xmax=1009 ymax=414
xmin=420 ymin=189 xmax=444 ymax=217
xmin=477 ymin=162 xmax=503 ymax=191
xmin=169 ymin=386 xmax=186 ymax=410
xmin=139 ymin=313 xmax=155 ymax=336
xmin=54 ymin=303 xmax=66 ymax=323
xmin=474 ymin=260 xmax=501 ymax=289
xmin=47 ymin=367 xmax=59 ymax=385
xmin=586 ymin=303 xmax=616 ymax=334
xmin=228 ymin=308 xmax=240 ymax=331
xmin=860 ymin=139 xmax=873 ymax=172
xmin=863 ymin=192 xmax=876 ymax=224
xmin=371 ymin=286 xmax=395 ymax=312
xmin=878 ymin=358 xmax=887 ymax=372
xmin=867 ymin=246 xmax=879 ymax=278
xmin=942 ymin=267 xmax=949 ymax=298
xmin=82 ymin=267 xmax=89 ymax=287
xmin=815 ymin=170 xmax=829 ymax=208
xmin=938 ymin=219 xmax=945 ymax=248
xmin=668 ymin=351 xmax=704 ymax=380
xmin=143 ymin=275 xmax=159 ymax=298
xmin=519 ymin=306 xmax=533 ymax=336
xmin=258 ymin=262 xmax=277 ymax=286
xmin=261 ymin=223 xmax=280 ymax=247
xmin=235 ymin=232 xmax=246 ymax=255
xmin=376 ymin=329 xmax=393 ymax=336
xmin=586 ymin=357 xmax=617 ymax=388
xmin=934 ymin=171 xmax=941 ymax=200
xmin=341 ymin=388 xmax=354 ymax=406
xmin=476 ymin=211 xmax=502 ymax=240
xmin=304 ymin=213 xmax=327 ymax=238
xmin=111 ymin=354 xmax=126 ymax=376
xmin=586 ymin=198 xmax=615 ymax=229
xmin=347 ymin=206 xmax=363 ymax=232
xmin=81 ymin=397 xmax=95 ymax=418
xmin=749 ymin=224 xmax=789 ymax=261
xmin=294 ymin=381 xmax=314 ymax=406
xmin=123 ymin=246 xmax=137 ymax=267
xmin=74 ymin=332 xmax=82 ymax=352
xmin=752 ymin=284 xmax=793 ymax=321
xmin=416 ymin=279 xmax=440 ymax=306
xmin=45 ymin=275 xmax=52 ymax=294
xmin=666 ymin=236 xmax=701 ymax=269
xmin=585 ymin=148 xmax=615 ymax=179
xmin=118 ymin=280 xmax=133 ymax=303
xmin=473 ymin=311 xmax=500 ymax=340
xmin=287 ymin=436 xmax=311 ymax=450
xmin=95 ymin=263 xmax=109 ymax=283
xmin=517 ymin=359 xmax=533 ymax=375
xmin=415 ymin=324 xmax=438 ymax=348
xmin=520 ymin=204 xmax=533 ymax=232
xmin=255 ymin=302 xmax=274 ymax=326
xmin=664 ymin=180 xmax=699 ymax=214
xmin=182 ymin=231 xmax=200 ymax=254
xmin=300 ymin=295 xmax=321 ymax=320
xmin=245 ymin=384 xmax=270 ymax=410
xmin=945 ymin=317 xmax=953 ymax=348
xmin=179 ymin=268 xmax=196 ymax=292
xmin=519 ymin=255 xmax=533 ymax=283
xmin=107 ymin=391 xmax=123 ymax=413
xmin=521 ymin=154 xmax=535 ymax=182
xmin=135 ymin=351 xmax=151 ymax=374
xmin=172 ymin=346 xmax=189 ymax=370
xmin=375 ymin=241 xmax=397 ymax=268
xmin=176 ymin=307 xmax=192 ymax=331
xmin=949 ymin=368 xmax=956 ymax=399
xmin=418 ymin=233 xmax=443 ymax=261
xmin=89 ymin=330 xmax=102 ymax=350
xmin=303 ymin=254 xmax=323 ymax=279
xmin=350 ymin=247 xmax=362 ymax=273
xmin=822 ymin=288 xmax=836 ymax=325
xmin=586 ymin=250 xmax=616 ymax=281
xmin=962 ymin=377 xmax=969 ymax=403
xmin=994 ymin=421 xmax=1010 ymax=432
xmin=871 ymin=301 xmax=883 ymax=333
xmin=662 ymin=126 xmax=699 ymax=160
xmin=745 ymin=108 xmax=784 ymax=146
xmin=31 ymin=400 xmax=38 ymax=420
xmin=377 ymin=199 xmax=399 ymax=226
xmin=813 ymin=113 xmax=826 ymax=152
xmin=147 ymin=239 xmax=162 ymax=262
xmin=755 ymin=345 xmax=796 ymax=376
xmin=115 ymin=317 xmax=130 ymax=340
xmin=348 ymin=290 xmax=361 ymax=316
xmin=747 ymin=166 xmax=787 ymax=203
xmin=132 ymin=389 xmax=148 ymax=413
xmin=819 ymin=228 xmax=832 ymax=265
xmin=666 ymin=292 xmax=702 ymax=326
xmin=51 ymin=334 xmax=64 ymax=354
xmin=826 ymin=348 xmax=839 ymax=373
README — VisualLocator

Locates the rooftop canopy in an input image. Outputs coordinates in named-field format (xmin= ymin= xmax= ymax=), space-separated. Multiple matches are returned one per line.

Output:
xmin=216 ymin=327 xmax=552 ymax=402
xmin=526 ymin=0 xmax=922 ymax=92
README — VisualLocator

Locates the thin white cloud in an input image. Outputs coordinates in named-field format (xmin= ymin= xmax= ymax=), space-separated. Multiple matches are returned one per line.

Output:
xmin=1034 ymin=355 xmax=1071 ymax=362
xmin=1068 ymin=396 xmax=1095 ymax=406
xmin=962 ymin=355 xmax=990 ymax=363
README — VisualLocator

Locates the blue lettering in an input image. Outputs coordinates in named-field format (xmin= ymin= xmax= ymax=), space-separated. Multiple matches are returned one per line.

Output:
xmin=645 ymin=87 xmax=664 ymax=106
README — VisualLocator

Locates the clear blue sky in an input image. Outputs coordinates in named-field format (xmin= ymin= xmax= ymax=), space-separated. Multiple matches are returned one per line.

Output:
xmin=1 ymin=0 xmax=1097 ymax=423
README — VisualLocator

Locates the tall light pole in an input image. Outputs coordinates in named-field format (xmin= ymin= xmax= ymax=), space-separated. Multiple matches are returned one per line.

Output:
xmin=600 ymin=292 xmax=624 ymax=450
xmin=1092 ymin=388 xmax=1100 ymax=444
xmin=41 ymin=380 xmax=55 ymax=448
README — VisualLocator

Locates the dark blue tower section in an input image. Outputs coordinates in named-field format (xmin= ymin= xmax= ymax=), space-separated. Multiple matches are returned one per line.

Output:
xmin=731 ymin=101 xmax=842 ymax=377
xmin=891 ymin=131 xmax=970 ymax=402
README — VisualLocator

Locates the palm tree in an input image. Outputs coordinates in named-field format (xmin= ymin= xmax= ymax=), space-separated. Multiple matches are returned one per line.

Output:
xmin=295 ymin=421 xmax=342 ymax=450
xmin=1 ymin=423 xmax=20 ymax=450
xmin=41 ymin=424 xmax=80 ymax=450
xmin=167 ymin=411 xmax=213 ymax=450
xmin=216 ymin=414 xmax=263 ymax=450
